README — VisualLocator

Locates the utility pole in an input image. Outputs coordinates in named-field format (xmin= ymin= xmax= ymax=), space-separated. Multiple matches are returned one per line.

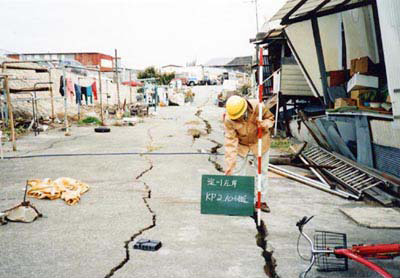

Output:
xmin=255 ymin=0 xmax=259 ymax=33
xmin=4 ymin=75 xmax=16 ymax=151
xmin=98 ymin=67 xmax=104 ymax=125
xmin=48 ymin=69 xmax=55 ymax=122
xmin=129 ymin=70 xmax=133 ymax=104
xmin=62 ymin=66 xmax=69 ymax=134
xmin=114 ymin=49 xmax=121 ymax=109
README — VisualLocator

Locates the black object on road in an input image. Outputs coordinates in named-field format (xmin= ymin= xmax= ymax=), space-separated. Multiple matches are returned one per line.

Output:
xmin=94 ymin=127 xmax=111 ymax=133
xmin=133 ymin=239 xmax=162 ymax=251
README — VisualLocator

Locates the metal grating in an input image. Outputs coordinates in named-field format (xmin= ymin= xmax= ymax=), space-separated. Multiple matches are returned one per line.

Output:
xmin=302 ymin=146 xmax=397 ymax=206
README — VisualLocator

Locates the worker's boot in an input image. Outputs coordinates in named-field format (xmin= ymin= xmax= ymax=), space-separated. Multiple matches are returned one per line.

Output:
xmin=255 ymin=202 xmax=271 ymax=213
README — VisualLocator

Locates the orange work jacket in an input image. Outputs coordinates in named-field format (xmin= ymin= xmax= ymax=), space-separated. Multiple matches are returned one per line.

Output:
xmin=224 ymin=99 xmax=274 ymax=172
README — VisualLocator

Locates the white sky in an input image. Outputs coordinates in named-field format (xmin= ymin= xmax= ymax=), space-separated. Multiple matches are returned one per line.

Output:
xmin=1 ymin=0 xmax=286 ymax=69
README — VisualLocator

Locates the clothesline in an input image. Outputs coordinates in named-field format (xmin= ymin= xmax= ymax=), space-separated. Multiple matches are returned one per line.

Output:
xmin=59 ymin=76 xmax=98 ymax=105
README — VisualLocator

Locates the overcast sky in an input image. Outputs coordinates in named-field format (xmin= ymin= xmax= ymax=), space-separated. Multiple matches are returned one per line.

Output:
xmin=1 ymin=0 xmax=285 ymax=69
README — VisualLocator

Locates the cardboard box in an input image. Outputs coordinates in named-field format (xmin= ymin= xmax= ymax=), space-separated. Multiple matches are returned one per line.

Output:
xmin=329 ymin=70 xmax=346 ymax=86
xmin=350 ymin=89 xmax=374 ymax=107
xmin=347 ymin=73 xmax=378 ymax=92
xmin=351 ymin=89 xmax=372 ymax=100
xmin=334 ymin=98 xmax=357 ymax=109
xmin=350 ymin=59 xmax=357 ymax=77
xmin=355 ymin=56 xmax=375 ymax=75
xmin=350 ymin=56 xmax=377 ymax=76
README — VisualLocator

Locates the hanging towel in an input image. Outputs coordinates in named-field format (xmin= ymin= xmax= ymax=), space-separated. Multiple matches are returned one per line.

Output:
xmin=74 ymin=84 xmax=82 ymax=105
xmin=86 ymin=86 xmax=93 ymax=104
xmin=86 ymin=86 xmax=93 ymax=97
xmin=59 ymin=76 xmax=65 ymax=96
xmin=66 ymin=78 xmax=75 ymax=101
xmin=91 ymin=82 xmax=98 ymax=100
xmin=81 ymin=87 xmax=88 ymax=105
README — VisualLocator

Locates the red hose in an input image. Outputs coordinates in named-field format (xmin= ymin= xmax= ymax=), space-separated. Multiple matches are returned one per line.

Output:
xmin=335 ymin=249 xmax=393 ymax=278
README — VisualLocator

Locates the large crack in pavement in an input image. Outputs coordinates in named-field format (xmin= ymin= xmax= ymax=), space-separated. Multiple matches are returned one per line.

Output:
xmin=253 ymin=217 xmax=279 ymax=278
xmin=193 ymin=97 xmax=225 ymax=174
xmin=104 ymin=132 xmax=157 ymax=278
xmin=196 ymin=100 xmax=279 ymax=277
xmin=207 ymin=138 xmax=224 ymax=173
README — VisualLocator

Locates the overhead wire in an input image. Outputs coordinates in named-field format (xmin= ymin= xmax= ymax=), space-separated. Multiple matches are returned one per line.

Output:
xmin=3 ymin=151 xmax=226 ymax=160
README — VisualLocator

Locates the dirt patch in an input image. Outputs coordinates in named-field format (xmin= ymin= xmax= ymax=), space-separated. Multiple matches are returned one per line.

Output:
xmin=187 ymin=128 xmax=206 ymax=140
xmin=146 ymin=145 xmax=162 ymax=152
xmin=185 ymin=120 xmax=201 ymax=125
xmin=271 ymin=138 xmax=291 ymax=152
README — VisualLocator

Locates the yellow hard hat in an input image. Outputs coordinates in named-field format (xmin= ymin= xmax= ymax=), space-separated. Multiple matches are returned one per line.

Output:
xmin=226 ymin=96 xmax=248 ymax=120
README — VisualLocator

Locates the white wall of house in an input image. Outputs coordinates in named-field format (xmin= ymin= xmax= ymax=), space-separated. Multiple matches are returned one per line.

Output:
xmin=377 ymin=0 xmax=400 ymax=128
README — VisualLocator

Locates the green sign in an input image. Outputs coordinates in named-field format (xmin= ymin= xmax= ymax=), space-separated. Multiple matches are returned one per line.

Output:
xmin=201 ymin=175 xmax=254 ymax=216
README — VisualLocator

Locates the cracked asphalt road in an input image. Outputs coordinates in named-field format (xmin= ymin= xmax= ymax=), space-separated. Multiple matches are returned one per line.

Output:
xmin=0 ymin=86 xmax=265 ymax=278
xmin=2 ymin=85 xmax=399 ymax=278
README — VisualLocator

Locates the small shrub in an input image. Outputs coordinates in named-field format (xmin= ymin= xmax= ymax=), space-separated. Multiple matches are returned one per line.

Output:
xmin=78 ymin=116 xmax=101 ymax=126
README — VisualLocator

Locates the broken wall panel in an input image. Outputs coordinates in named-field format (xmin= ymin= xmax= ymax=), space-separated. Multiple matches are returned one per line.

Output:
xmin=285 ymin=14 xmax=342 ymax=99
xmin=342 ymin=6 xmax=379 ymax=64
xmin=318 ymin=14 xmax=341 ymax=72
xmin=280 ymin=59 xmax=314 ymax=96
xmin=286 ymin=20 xmax=322 ymax=96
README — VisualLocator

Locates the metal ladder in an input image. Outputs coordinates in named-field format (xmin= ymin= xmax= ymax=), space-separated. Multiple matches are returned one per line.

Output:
xmin=302 ymin=146 xmax=397 ymax=206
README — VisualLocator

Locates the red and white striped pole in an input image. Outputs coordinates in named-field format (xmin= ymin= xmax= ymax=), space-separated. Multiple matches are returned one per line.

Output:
xmin=257 ymin=48 xmax=264 ymax=226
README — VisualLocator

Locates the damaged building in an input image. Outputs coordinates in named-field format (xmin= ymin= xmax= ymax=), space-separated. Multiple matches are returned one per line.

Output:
xmin=252 ymin=0 xmax=400 ymax=204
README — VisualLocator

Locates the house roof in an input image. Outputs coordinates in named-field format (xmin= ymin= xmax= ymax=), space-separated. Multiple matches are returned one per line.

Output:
xmin=8 ymin=52 xmax=113 ymax=57
xmin=161 ymin=64 xmax=182 ymax=68
xmin=226 ymin=56 xmax=252 ymax=66
xmin=204 ymin=57 xmax=234 ymax=67
xmin=250 ymin=28 xmax=285 ymax=44
xmin=270 ymin=0 xmax=366 ymax=23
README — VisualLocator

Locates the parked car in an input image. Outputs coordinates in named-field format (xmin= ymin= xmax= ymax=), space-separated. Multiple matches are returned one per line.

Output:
xmin=187 ymin=77 xmax=199 ymax=86
xmin=170 ymin=77 xmax=188 ymax=86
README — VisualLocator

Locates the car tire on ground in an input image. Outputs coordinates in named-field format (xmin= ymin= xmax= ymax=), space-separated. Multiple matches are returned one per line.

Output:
xmin=94 ymin=127 xmax=111 ymax=133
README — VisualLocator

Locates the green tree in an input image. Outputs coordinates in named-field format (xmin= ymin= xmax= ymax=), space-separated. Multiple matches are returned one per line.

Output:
xmin=137 ymin=67 xmax=158 ymax=79
xmin=137 ymin=67 xmax=175 ymax=85
xmin=159 ymin=72 xmax=175 ymax=85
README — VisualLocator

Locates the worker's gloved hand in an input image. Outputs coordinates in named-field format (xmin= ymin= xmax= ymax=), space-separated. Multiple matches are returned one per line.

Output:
xmin=225 ymin=169 xmax=233 ymax=176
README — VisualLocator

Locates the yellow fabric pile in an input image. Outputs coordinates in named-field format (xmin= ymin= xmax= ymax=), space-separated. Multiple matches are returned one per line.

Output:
xmin=27 ymin=178 xmax=89 ymax=205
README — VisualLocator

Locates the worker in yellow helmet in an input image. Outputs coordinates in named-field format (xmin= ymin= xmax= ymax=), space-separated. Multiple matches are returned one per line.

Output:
xmin=224 ymin=95 xmax=275 ymax=212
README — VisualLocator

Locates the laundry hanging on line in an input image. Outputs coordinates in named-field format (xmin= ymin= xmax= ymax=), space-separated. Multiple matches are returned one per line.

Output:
xmin=59 ymin=76 xmax=65 ymax=96
xmin=74 ymin=84 xmax=82 ymax=105
xmin=92 ymin=81 xmax=98 ymax=100
xmin=66 ymin=78 xmax=75 ymax=101
xmin=80 ymin=86 xmax=93 ymax=105
xmin=59 ymin=76 xmax=75 ymax=100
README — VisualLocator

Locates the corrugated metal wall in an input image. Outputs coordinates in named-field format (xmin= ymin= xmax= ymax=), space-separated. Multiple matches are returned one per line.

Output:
xmin=377 ymin=0 xmax=400 ymax=126
xmin=370 ymin=119 xmax=400 ymax=149
xmin=373 ymin=144 xmax=400 ymax=178
xmin=280 ymin=62 xmax=314 ymax=96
